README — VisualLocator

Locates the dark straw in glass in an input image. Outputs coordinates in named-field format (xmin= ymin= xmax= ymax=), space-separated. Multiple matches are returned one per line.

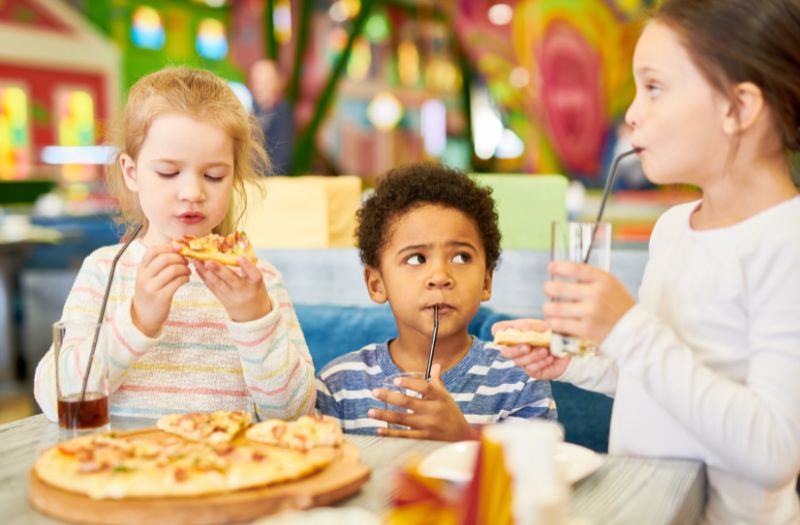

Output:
xmin=424 ymin=305 xmax=439 ymax=381
xmin=583 ymin=149 xmax=638 ymax=264
xmin=73 ymin=223 xmax=143 ymax=427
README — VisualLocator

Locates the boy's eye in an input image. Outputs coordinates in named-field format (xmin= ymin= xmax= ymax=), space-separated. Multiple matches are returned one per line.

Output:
xmin=406 ymin=254 xmax=426 ymax=266
xmin=453 ymin=253 xmax=471 ymax=264
xmin=156 ymin=171 xmax=179 ymax=178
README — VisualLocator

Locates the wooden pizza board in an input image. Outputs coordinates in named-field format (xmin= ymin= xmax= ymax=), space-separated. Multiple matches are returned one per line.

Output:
xmin=28 ymin=436 xmax=370 ymax=525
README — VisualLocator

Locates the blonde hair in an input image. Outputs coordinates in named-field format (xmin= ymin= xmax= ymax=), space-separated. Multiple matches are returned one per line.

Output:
xmin=107 ymin=66 xmax=269 ymax=238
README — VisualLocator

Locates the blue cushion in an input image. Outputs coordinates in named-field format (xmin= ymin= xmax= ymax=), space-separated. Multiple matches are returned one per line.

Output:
xmin=294 ymin=303 xmax=612 ymax=452
xmin=295 ymin=304 xmax=397 ymax=370
xmin=551 ymin=382 xmax=613 ymax=453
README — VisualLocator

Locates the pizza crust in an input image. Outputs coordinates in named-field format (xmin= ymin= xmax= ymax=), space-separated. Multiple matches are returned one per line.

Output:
xmin=493 ymin=328 xmax=552 ymax=346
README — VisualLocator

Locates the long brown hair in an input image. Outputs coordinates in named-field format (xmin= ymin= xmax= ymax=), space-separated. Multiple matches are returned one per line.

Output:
xmin=107 ymin=66 xmax=269 ymax=238
xmin=654 ymin=0 xmax=800 ymax=152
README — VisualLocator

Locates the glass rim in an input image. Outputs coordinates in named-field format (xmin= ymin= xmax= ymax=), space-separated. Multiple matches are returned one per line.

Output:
xmin=551 ymin=220 xmax=612 ymax=227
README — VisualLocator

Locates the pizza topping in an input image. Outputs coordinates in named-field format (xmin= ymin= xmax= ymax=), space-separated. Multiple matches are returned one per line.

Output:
xmin=271 ymin=423 xmax=286 ymax=439
xmin=175 ymin=232 xmax=257 ymax=267
xmin=79 ymin=461 xmax=108 ymax=474
xmin=246 ymin=415 xmax=343 ymax=451
xmin=174 ymin=467 xmax=188 ymax=483
xmin=157 ymin=410 xmax=253 ymax=444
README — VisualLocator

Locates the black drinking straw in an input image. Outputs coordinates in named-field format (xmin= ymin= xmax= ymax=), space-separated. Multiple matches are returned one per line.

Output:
xmin=74 ymin=223 xmax=143 ymax=427
xmin=582 ymin=149 xmax=638 ymax=264
xmin=424 ymin=305 xmax=439 ymax=381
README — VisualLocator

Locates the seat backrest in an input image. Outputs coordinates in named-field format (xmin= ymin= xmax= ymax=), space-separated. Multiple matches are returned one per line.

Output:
xmin=240 ymin=176 xmax=362 ymax=248
xmin=319 ymin=175 xmax=362 ymax=247
xmin=470 ymin=174 xmax=568 ymax=251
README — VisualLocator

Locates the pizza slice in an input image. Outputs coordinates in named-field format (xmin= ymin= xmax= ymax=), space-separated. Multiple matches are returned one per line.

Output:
xmin=156 ymin=411 xmax=253 ymax=444
xmin=493 ymin=327 xmax=552 ymax=347
xmin=175 ymin=231 xmax=257 ymax=267
xmin=246 ymin=414 xmax=343 ymax=451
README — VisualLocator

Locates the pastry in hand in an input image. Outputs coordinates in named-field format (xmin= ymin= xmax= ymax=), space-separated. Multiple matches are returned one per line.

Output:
xmin=493 ymin=327 xmax=552 ymax=347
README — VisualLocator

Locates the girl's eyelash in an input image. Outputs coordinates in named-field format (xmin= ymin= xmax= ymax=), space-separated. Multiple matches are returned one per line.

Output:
xmin=645 ymin=82 xmax=661 ymax=93
xmin=205 ymin=175 xmax=225 ymax=182
xmin=156 ymin=171 xmax=178 ymax=177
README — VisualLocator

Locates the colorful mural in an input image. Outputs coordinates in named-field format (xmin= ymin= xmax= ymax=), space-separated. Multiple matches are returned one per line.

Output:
xmin=0 ymin=85 xmax=30 ymax=180
xmin=454 ymin=0 xmax=650 ymax=180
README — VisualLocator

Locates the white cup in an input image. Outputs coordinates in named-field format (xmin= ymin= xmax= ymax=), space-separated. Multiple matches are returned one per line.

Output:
xmin=485 ymin=420 xmax=570 ymax=525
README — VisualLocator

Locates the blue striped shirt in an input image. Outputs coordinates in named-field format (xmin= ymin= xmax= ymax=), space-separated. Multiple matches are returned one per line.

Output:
xmin=315 ymin=337 xmax=557 ymax=434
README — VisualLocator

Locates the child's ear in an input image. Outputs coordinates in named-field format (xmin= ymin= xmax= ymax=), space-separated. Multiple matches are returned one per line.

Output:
xmin=721 ymin=82 xmax=764 ymax=135
xmin=481 ymin=268 xmax=493 ymax=302
xmin=364 ymin=266 xmax=388 ymax=304
xmin=120 ymin=153 xmax=139 ymax=192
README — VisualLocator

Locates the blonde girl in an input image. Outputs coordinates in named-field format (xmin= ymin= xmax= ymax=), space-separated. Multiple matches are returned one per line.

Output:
xmin=35 ymin=66 xmax=315 ymax=421
xmin=495 ymin=0 xmax=800 ymax=522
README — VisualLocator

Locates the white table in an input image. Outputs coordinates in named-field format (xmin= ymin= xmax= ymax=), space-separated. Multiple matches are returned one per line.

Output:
xmin=0 ymin=415 xmax=705 ymax=524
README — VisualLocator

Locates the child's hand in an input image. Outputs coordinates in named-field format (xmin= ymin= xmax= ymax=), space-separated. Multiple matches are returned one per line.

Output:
xmin=133 ymin=245 xmax=191 ymax=337
xmin=194 ymin=256 xmax=272 ymax=322
xmin=543 ymin=261 xmax=636 ymax=346
xmin=369 ymin=364 xmax=478 ymax=441
xmin=491 ymin=319 xmax=570 ymax=380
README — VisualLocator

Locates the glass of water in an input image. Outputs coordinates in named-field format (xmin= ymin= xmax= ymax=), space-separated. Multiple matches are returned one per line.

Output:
xmin=549 ymin=221 xmax=611 ymax=357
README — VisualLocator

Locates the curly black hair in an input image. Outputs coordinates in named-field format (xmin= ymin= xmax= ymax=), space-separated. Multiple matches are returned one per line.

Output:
xmin=357 ymin=162 xmax=501 ymax=270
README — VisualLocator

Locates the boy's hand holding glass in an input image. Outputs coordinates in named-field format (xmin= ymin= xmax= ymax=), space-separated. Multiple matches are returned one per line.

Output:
xmin=369 ymin=364 xmax=478 ymax=441
xmin=132 ymin=244 xmax=191 ymax=337
xmin=491 ymin=319 xmax=570 ymax=381
xmin=194 ymin=256 xmax=272 ymax=322
xmin=542 ymin=261 xmax=636 ymax=351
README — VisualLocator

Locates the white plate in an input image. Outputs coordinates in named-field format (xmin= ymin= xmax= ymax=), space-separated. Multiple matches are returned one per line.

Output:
xmin=418 ymin=441 xmax=603 ymax=485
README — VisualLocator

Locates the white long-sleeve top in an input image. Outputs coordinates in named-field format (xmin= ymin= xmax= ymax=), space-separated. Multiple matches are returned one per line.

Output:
xmin=561 ymin=197 xmax=800 ymax=524
xmin=34 ymin=240 xmax=316 ymax=421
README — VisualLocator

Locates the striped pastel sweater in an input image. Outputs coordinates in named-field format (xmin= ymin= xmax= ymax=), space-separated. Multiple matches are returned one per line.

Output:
xmin=34 ymin=240 xmax=315 ymax=421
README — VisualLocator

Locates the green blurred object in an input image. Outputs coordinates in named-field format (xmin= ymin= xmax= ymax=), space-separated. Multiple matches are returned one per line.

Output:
xmin=364 ymin=11 xmax=390 ymax=43
xmin=0 ymin=180 xmax=56 ymax=205
xmin=470 ymin=174 xmax=568 ymax=251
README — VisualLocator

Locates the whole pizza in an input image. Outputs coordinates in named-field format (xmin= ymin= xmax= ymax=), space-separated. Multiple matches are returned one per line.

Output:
xmin=33 ymin=412 xmax=343 ymax=500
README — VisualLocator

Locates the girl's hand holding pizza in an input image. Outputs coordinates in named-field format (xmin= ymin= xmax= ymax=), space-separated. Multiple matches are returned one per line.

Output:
xmin=133 ymin=245 xmax=191 ymax=337
xmin=194 ymin=256 xmax=272 ymax=322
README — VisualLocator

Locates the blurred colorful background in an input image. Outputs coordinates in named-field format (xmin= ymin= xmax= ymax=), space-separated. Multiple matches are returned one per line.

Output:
xmin=1 ymin=0 xmax=655 ymax=184
xmin=2 ymin=0 xmax=692 ymax=422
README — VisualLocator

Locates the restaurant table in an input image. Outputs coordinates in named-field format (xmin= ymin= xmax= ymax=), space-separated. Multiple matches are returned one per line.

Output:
xmin=0 ymin=415 xmax=706 ymax=524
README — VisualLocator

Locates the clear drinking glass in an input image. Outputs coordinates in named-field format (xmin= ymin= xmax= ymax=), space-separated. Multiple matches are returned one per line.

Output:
xmin=53 ymin=320 xmax=110 ymax=433
xmin=550 ymin=221 xmax=612 ymax=357
xmin=382 ymin=372 xmax=426 ymax=430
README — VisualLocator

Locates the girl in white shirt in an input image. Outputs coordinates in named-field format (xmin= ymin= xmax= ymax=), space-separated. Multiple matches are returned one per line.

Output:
xmin=494 ymin=1 xmax=800 ymax=523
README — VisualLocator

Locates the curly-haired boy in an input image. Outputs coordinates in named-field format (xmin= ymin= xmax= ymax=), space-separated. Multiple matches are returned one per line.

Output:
xmin=315 ymin=162 xmax=556 ymax=440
